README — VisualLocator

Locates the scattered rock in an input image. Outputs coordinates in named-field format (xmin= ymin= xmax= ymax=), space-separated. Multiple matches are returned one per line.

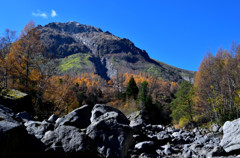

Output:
xmin=0 ymin=104 xmax=17 ymax=122
xmin=16 ymin=111 xmax=33 ymax=122
xmin=162 ymin=143 xmax=172 ymax=155
xmin=156 ymin=131 xmax=171 ymax=144
xmin=0 ymin=103 xmax=239 ymax=158
xmin=128 ymin=111 xmax=145 ymax=133
xmin=48 ymin=114 xmax=58 ymax=123
xmin=128 ymin=110 xmax=143 ymax=121
xmin=207 ymin=146 xmax=225 ymax=157
xmin=184 ymin=121 xmax=196 ymax=129
xmin=25 ymin=120 xmax=54 ymax=139
xmin=194 ymin=135 xmax=209 ymax=145
xmin=219 ymin=126 xmax=223 ymax=133
xmin=134 ymin=141 xmax=155 ymax=153
xmin=211 ymin=124 xmax=220 ymax=133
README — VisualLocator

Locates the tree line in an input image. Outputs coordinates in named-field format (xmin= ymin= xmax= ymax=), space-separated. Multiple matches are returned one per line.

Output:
xmin=171 ymin=44 xmax=240 ymax=127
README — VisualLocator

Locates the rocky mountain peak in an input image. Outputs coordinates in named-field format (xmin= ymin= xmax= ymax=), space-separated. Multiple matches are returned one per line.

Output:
xmin=41 ymin=21 xmax=103 ymax=35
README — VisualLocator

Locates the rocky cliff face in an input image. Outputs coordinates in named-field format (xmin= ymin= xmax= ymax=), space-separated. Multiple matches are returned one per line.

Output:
xmin=37 ymin=22 xmax=194 ymax=82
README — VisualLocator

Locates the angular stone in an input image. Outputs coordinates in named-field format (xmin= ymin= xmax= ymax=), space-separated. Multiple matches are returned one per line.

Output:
xmin=47 ymin=114 xmax=58 ymax=123
xmin=211 ymin=124 xmax=220 ymax=133
xmin=135 ymin=141 xmax=154 ymax=151
xmin=25 ymin=120 xmax=54 ymax=139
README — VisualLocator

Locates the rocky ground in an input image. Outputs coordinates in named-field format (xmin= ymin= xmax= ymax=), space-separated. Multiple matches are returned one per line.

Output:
xmin=0 ymin=103 xmax=240 ymax=158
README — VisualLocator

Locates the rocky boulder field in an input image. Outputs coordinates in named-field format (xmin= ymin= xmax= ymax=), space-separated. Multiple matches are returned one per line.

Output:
xmin=0 ymin=104 xmax=240 ymax=158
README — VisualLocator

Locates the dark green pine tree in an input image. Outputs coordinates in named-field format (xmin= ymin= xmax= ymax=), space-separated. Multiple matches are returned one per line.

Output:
xmin=138 ymin=81 xmax=163 ymax=124
xmin=126 ymin=76 xmax=139 ymax=99
xmin=170 ymin=81 xmax=194 ymax=123
xmin=138 ymin=81 xmax=152 ymax=107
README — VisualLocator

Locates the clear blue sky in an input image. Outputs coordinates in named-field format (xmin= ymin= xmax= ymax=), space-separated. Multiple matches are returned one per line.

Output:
xmin=1 ymin=0 xmax=240 ymax=71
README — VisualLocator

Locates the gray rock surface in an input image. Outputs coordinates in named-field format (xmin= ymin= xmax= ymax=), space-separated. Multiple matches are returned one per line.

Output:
xmin=42 ymin=125 xmax=98 ymax=158
xmin=220 ymin=118 xmax=240 ymax=153
xmin=90 ymin=104 xmax=129 ymax=124
xmin=135 ymin=141 xmax=155 ymax=152
xmin=211 ymin=123 xmax=220 ymax=133
xmin=25 ymin=120 xmax=54 ymax=139
xmin=48 ymin=114 xmax=58 ymax=123
xmin=0 ymin=104 xmax=17 ymax=122
xmin=0 ymin=104 xmax=45 ymax=158
xmin=16 ymin=111 xmax=33 ymax=122
xmin=87 ymin=104 xmax=133 ymax=158
xmin=55 ymin=104 xmax=92 ymax=129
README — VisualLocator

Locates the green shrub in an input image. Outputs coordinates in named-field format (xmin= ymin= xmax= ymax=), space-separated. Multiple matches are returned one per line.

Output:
xmin=179 ymin=117 xmax=189 ymax=128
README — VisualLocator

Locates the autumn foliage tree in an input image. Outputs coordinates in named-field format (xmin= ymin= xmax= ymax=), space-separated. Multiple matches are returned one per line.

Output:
xmin=194 ymin=45 xmax=240 ymax=124
xmin=43 ymin=75 xmax=79 ymax=115
xmin=0 ymin=29 xmax=16 ymax=88
xmin=0 ymin=21 xmax=56 ymax=117
xmin=8 ymin=20 xmax=44 ymax=91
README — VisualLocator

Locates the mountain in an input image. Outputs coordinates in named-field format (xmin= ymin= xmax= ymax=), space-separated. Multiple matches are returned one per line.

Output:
xmin=37 ymin=21 xmax=194 ymax=82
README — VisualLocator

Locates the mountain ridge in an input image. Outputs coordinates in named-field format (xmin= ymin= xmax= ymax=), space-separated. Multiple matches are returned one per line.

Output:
xmin=37 ymin=21 xmax=194 ymax=82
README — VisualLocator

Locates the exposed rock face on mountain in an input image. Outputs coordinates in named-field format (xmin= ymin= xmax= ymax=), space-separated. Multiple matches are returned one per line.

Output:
xmin=2 ymin=103 xmax=240 ymax=158
xmin=37 ymin=22 xmax=194 ymax=82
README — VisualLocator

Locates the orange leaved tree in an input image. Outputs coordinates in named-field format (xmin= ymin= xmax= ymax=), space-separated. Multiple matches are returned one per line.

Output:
xmin=8 ymin=20 xmax=44 ymax=92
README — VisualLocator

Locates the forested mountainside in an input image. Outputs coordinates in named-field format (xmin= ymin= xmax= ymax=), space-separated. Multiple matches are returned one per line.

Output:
xmin=37 ymin=21 xmax=194 ymax=82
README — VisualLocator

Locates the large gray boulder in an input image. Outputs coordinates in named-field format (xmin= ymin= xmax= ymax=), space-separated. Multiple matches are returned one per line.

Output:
xmin=55 ymin=105 xmax=92 ymax=129
xmin=0 ymin=104 xmax=45 ymax=158
xmin=0 ymin=121 xmax=27 ymax=158
xmin=90 ymin=104 xmax=129 ymax=124
xmin=87 ymin=104 xmax=133 ymax=158
xmin=41 ymin=125 xmax=98 ymax=158
xmin=220 ymin=118 xmax=240 ymax=153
